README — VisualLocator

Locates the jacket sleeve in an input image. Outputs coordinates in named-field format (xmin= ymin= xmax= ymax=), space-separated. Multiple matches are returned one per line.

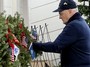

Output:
xmin=33 ymin=23 xmax=78 ymax=53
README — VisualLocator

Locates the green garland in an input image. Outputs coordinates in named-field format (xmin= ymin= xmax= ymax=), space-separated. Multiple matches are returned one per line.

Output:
xmin=0 ymin=12 xmax=35 ymax=67
xmin=78 ymin=0 xmax=90 ymax=25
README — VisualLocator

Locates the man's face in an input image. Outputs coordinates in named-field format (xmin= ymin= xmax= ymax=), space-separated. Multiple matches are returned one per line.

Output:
xmin=59 ymin=10 xmax=70 ymax=24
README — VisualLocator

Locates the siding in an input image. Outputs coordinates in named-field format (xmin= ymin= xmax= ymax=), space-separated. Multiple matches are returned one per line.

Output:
xmin=28 ymin=0 xmax=65 ymax=41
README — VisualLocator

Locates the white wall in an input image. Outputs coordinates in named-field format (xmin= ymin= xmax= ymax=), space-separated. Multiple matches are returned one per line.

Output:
xmin=17 ymin=0 xmax=29 ymax=27
xmin=3 ymin=0 xmax=16 ymax=16
xmin=0 ymin=0 xmax=29 ymax=27
xmin=0 ymin=0 xmax=3 ymax=12
xmin=28 ymin=0 xmax=65 ymax=41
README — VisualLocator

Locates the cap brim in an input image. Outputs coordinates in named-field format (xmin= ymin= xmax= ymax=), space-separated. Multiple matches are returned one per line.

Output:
xmin=53 ymin=8 xmax=63 ymax=12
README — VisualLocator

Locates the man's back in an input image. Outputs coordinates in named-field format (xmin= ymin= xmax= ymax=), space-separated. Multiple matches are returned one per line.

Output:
xmin=61 ymin=12 xmax=90 ymax=67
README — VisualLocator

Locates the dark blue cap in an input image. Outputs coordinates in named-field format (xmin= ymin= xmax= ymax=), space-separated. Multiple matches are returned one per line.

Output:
xmin=53 ymin=0 xmax=77 ymax=12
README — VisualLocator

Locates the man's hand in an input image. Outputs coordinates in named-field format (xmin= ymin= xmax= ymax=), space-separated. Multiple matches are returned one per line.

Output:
xmin=30 ymin=34 xmax=37 ymax=40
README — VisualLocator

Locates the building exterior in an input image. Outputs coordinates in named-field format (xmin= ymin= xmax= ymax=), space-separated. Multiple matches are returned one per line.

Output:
xmin=1 ymin=0 xmax=79 ymax=66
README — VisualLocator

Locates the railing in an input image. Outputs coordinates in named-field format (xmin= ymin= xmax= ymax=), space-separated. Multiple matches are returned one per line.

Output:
xmin=30 ymin=23 xmax=62 ymax=67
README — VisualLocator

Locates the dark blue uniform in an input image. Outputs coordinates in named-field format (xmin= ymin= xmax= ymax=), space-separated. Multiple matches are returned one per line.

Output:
xmin=33 ymin=12 xmax=90 ymax=67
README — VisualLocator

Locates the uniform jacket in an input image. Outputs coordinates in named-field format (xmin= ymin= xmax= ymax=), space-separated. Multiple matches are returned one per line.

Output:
xmin=33 ymin=12 xmax=90 ymax=67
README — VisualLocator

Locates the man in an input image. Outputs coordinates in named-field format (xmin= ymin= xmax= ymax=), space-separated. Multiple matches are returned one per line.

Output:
xmin=31 ymin=0 xmax=90 ymax=67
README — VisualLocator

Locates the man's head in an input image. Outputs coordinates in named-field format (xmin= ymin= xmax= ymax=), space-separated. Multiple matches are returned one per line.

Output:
xmin=59 ymin=8 xmax=78 ymax=24
xmin=53 ymin=0 xmax=77 ymax=24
